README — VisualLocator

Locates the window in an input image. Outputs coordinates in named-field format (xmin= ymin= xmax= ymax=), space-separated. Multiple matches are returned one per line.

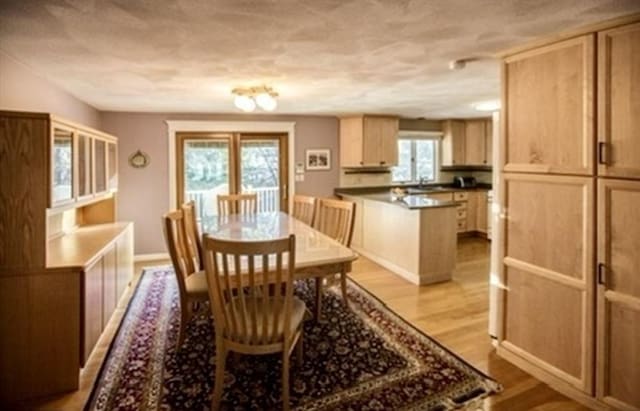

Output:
xmin=392 ymin=138 xmax=438 ymax=183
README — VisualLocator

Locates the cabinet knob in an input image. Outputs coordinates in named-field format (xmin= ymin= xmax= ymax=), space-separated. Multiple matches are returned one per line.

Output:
xmin=380 ymin=161 xmax=386 ymax=165
xmin=359 ymin=161 xmax=364 ymax=165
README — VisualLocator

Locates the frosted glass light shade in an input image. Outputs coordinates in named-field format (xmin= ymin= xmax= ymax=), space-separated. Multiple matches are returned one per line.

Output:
xmin=255 ymin=93 xmax=277 ymax=111
xmin=234 ymin=95 xmax=256 ymax=112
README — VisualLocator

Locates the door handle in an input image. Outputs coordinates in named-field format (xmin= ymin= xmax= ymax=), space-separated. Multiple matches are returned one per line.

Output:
xmin=597 ymin=263 xmax=607 ymax=286
xmin=598 ymin=142 xmax=609 ymax=165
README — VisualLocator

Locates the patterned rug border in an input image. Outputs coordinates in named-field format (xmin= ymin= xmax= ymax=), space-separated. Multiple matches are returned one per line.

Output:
xmin=346 ymin=276 xmax=502 ymax=389
xmin=83 ymin=265 xmax=171 ymax=411
xmin=323 ymin=278 xmax=502 ymax=410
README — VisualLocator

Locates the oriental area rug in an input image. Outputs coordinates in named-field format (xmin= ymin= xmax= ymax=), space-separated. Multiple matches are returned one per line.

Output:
xmin=86 ymin=267 xmax=501 ymax=411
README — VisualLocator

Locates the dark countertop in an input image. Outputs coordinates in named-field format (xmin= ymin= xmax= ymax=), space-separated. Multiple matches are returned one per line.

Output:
xmin=334 ymin=182 xmax=492 ymax=197
xmin=354 ymin=193 xmax=458 ymax=210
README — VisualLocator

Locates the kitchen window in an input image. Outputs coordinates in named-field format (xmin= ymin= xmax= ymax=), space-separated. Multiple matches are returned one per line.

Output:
xmin=392 ymin=136 xmax=439 ymax=183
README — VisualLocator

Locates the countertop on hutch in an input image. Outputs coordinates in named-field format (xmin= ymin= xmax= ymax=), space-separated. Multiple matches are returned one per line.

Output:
xmin=47 ymin=222 xmax=133 ymax=270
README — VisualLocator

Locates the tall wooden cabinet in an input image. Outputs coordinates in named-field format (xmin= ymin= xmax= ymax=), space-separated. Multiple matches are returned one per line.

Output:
xmin=0 ymin=111 xmax=133 ymax=404
xmin=498 ymin=17 xmax=640 ymax=411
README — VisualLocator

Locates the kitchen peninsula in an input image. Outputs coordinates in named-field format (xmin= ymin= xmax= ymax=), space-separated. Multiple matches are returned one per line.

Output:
xmin=337 ymin=190 xmax=458 ymax=285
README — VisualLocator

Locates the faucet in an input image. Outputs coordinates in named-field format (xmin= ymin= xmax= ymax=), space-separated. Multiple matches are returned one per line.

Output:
xmin=419 ymin=177 xmax=428 ymax=188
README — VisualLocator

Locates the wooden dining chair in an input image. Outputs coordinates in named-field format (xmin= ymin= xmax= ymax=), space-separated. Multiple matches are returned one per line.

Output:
xmin=203 ymin=234 xmax=304 ymax=411
xmin=291 ymin=194 xmax=317 ymax=226
xmin=312 ymin=198 xmax=356 ymax=316
xmin=217 ymin=193 xmax=258 ymax=216
xmin=182 ymin=201 xmax=203 ymax=270
xmin=162 ymin=209 xmax=209 ymax=347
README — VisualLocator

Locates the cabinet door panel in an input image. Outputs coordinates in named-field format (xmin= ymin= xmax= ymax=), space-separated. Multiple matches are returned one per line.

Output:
xmin=476 ymin=191 xmax=488 ymax=233
xmin=116 ymin=225 xmax=134 ymax=300
xmin=93 ymin=139 xmax=107 ymax=194
xmin=441 ymin=120 xmax=465 ymax=166
xmin=504 ymin=35 xmax=594 ymax=175
xmin=77 ymin=133 xmax=92 ymax=199
xmin=379 ymin=118 xmax=399 ymax=166
xmin=82 ymin=259 xmax=103 ymax=366
xmin=597 ymin=179 xmax=640 ymax=409
xmin=464 ymin=120 xmax=486 ymax=165
xmin=485 ymin=120 xmax=493 ymax=166
xmin=51 ymin=125 xmax=74 ymax=206
xmin=107 ymin=142 xmax=118 ymax=191
xmin=598 ymin=22 xmax=640 ymax=179
xmin=504 ymin=174 xmax=593 ymax=280
xmin=503 ymin=266 xmax=586 ymax=385
xmin=102 ymin=245 xmax=117 ymax=326
xmin=339 ymin=117 xmax=364 ymax=167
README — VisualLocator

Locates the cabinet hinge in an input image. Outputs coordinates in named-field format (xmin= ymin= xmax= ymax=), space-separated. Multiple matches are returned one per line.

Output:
xmin=598 ymin=142 xmax=609 ymax=165
xmin=597 ymin=263 xmax=607 ymax=286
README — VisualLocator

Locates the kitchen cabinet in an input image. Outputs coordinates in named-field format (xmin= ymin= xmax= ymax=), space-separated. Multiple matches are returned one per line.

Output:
xmin=503 ymin=35 xmax=594 ymax=175
xmin=340 ymin=115 xmax=399 ymax=167
xmin=596 ymin=179 xmax=640 ymax=410
xmin=442 ymin=119 xmax=492 ymax=166
xmin=476 ymin=191 xmax=488 ymax=233
xmin=597 ymin=22 xmax=640 ymax=179
xmin=464 ymin=120 xmax=487 ymax=165
xmin=441 ymin=120 xmax=466 ymax=166
xmin=93 ymin=139 xmax=107 ymax=195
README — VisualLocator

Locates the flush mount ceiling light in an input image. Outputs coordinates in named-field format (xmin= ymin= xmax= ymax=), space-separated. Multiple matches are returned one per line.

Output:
xmin=473 ymin=100 xmax=501 ymax=112
xmin=232 ymin=86 xmax=278 ymax=112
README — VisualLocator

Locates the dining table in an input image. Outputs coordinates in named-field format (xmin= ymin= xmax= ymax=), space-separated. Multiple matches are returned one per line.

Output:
xmin=201 ymin=211 xmax=359 ymax=286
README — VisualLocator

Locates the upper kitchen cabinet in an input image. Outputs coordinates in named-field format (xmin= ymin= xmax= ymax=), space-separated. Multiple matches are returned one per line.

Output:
xmin=598 ymin=22 xmax=640 ymax=179
xmin=441 ymin=120 xmax=465 ymax=166
xmin=503 ymin=35 xmax=595 ymax=175
xmin=465 ymin=120 xmax=488 ymax=165
xmin=340 ymin=115 xmax=399 ymax=167
xmin=442 ymin=118 xmax=492 ymax=166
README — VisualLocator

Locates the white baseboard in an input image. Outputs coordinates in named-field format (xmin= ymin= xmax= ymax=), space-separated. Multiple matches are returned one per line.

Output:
xmin=134 ymin=253 xmax=170 ymax=262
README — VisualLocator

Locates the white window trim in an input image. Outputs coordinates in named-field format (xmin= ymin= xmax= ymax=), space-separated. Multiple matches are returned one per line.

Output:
xmin=393 ymin=137 xmax=441 ymax=183
xmin=166 ymin=120 xmax=296 ymax=210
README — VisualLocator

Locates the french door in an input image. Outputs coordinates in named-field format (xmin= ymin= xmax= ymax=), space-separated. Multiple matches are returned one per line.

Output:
xmin=176 ymin=132 xmax=288 ymax=218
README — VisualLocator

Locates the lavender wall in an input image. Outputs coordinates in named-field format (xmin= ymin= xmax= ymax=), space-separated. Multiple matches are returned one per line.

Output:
xmin=0 ymin=51 xmax=101 ymax=128
xmin=100 ymin=112 xmax=339 ymax=255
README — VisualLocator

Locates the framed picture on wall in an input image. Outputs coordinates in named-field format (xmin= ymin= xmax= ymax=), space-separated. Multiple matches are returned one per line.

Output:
xmin=305 ymin=149 xmax=331 ymax=171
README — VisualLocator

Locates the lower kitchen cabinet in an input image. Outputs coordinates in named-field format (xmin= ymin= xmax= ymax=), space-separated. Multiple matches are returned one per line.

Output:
xmin=82 ymin=259 xmax=103 ymax=366
xmin=597 ymin=179 xmax=640 ymax=410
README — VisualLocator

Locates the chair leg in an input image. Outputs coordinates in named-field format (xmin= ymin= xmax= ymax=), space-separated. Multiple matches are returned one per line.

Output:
xmin=340 ymin=270 xmax=349 ymax=310
xmin=211 ymin=338 xmax=227 ymax=411
xmin=296 ymin=333 xmax=303 ymax=367
xmin=314 ymin=277 xmax=323 ymax=320
xmin=282 ymin=349 xmax=291 ymax=411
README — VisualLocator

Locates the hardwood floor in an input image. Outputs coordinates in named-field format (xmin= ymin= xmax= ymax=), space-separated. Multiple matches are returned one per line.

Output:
xmin=350 ymin=237 xmax=588 ymax=411
xmin=26 ymin=238 xmax=586 ymax=410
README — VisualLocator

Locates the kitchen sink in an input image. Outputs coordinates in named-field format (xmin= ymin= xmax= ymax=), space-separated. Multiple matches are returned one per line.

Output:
xmin=406 ymin=186 xmax=448 ymax=194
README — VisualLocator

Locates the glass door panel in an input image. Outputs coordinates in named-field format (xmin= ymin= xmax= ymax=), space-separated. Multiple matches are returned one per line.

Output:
xmin=78 ymin=133 xmax=92 ymax=198
xmin=107 ymin=142 xmax=117 ymax=191
xmin=94 ymin=139 xmax=107 ymax=194
xmin=52 ymin=127 xmax=74 ymax=205
xmin=240 ymin=139 xmax=281 ymax=212
xmin=183 ymin=139 xmax=230 ymax=219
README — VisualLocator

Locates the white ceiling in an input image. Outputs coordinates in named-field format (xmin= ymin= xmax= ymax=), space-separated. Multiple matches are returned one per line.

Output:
xmin=1 ymin=0 xmax=639 ymax=118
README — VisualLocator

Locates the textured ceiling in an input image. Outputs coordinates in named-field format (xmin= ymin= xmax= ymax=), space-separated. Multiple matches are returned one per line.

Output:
xmin=1 ymin=0 xmax=639 ymax=118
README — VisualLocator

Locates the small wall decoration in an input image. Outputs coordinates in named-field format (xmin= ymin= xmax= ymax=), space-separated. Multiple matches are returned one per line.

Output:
xmin=305 ymin=149 xmax=331 ymax=171
xmin=128 ymin=150 xmax=150 ymax=169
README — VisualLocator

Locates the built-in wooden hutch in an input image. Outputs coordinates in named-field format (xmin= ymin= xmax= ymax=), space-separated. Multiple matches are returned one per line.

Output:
xmin=0 ymin=111 xmax=134 ymax=404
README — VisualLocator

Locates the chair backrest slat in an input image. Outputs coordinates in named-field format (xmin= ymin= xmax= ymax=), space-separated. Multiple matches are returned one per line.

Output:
xmin=162 ymin=210 xmax=197 ymax=288
xmin=313 ymin=198 xmax=356 ymax=247
xmin=203 ymin=235 xmax=296 ymax=346
xmin=217 ymin=193 xmax=257 ymax=216
xmin=181 ymin=201 xmax=203 ymax=270
xmin=292 ymin=194 xmax=317 ymax=226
